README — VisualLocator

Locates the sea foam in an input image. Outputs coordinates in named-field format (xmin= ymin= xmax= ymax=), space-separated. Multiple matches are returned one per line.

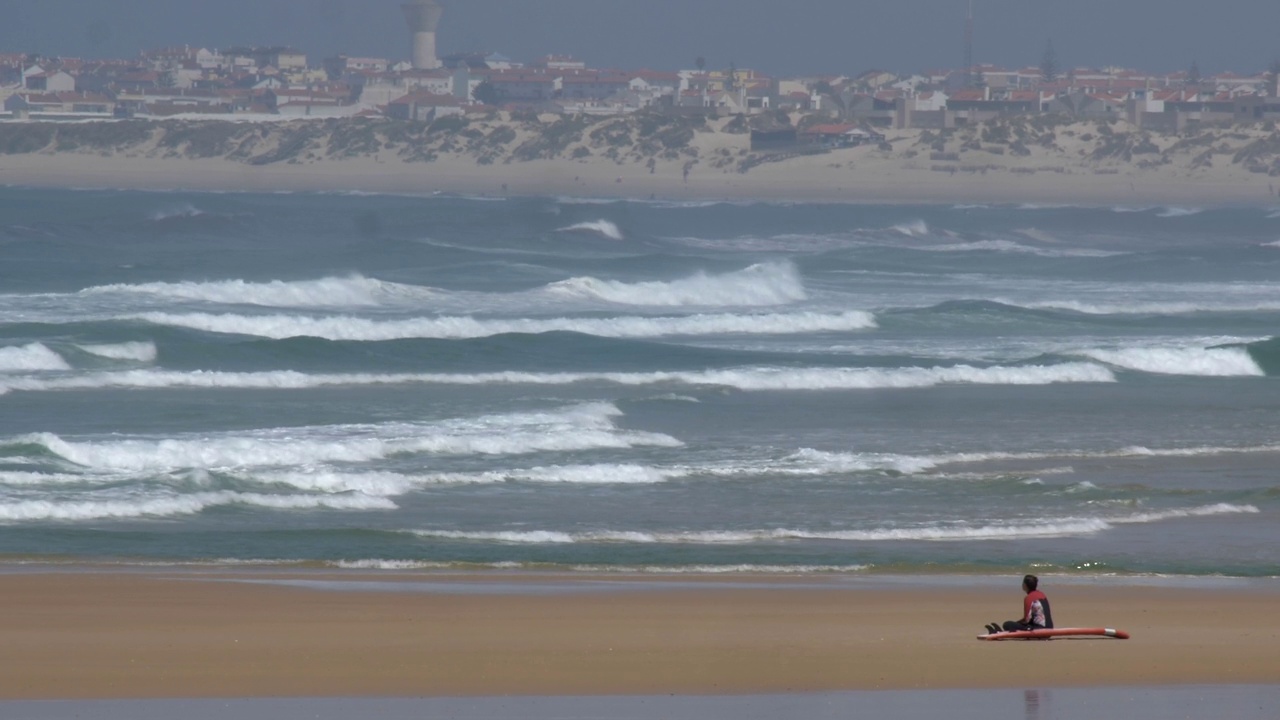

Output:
xmin=918 ymin=239 xmax=1122 ymax=258
xmin=891 ymin=219 xmax=930 ymax=237
xmin=0 ymin=362 xmax=1116 ymax=397
xmin=545 ymin=261 xmax=807 ymax=307
xmin=1080 ymin=346 xmax=1264 ymax=377
xmin=409 ymin=504 xmax=1259 ymax=545
xmin=129 ymin=309 xmax=878 ymax=340
xmin=76 ymin=342 xmax=158 ymax=363
xmin=253 ymin=463 xmax=676 ymax=495
xmin=85 ymin=276 xmax=425 ymax=308
xmin=559 ymin=220 xmax=624 ymax=240
xmin=0 ymin=343 xmax=71 ymax=372
xmin=0 ymin=491 xmax=394 ymax=522
xmin=14 ymin=404 xmax=680 ymax=472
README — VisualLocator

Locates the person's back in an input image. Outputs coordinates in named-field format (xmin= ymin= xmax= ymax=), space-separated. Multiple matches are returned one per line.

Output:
xmin=1025 ymin=587 xmax=1053 ymax=629
xmin=986 ymin=574 xmax=1053 ymax=634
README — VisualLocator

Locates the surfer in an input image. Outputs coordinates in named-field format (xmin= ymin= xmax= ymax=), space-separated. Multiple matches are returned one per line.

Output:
xmin=985 ymin=574 xmax=1054 ymax=635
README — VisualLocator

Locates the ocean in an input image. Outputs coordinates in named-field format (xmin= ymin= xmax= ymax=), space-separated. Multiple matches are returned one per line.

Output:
xmin=1 ymin=187 xmax=1277 ymax=577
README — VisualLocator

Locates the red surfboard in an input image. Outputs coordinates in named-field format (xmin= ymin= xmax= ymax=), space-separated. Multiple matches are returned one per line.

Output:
xmin=978 ymin=627 xmax=1130 ymax=641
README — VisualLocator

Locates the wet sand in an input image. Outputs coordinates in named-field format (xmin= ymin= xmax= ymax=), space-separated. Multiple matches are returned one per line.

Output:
xmin=6 ymin=687 xmax=1280 ymax=720
xmin=0 ymin=571 xmax=1277 ymax=700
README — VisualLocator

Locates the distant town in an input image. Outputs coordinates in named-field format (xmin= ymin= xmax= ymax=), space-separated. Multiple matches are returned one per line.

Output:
xmin=3 ymin=0 xmax=1280 ymax=138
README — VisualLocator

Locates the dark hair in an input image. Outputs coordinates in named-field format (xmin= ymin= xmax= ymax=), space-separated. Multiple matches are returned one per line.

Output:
xmin=1022 ymin=574 xmax=1039 ymax=591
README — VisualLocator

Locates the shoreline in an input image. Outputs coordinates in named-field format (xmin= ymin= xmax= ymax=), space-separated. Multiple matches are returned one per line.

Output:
xmin=4 ymin=150 xmax=1279 ymax=208
xmin=1 ymin=569 xmax=1277 ymax=700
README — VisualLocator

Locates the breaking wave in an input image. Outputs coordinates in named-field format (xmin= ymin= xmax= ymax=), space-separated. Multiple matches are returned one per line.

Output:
xmin=0 ymin=491 xmax=394 ymax=522
xmin=793 ymin=441 xmax=1280 ymax=474
xmin=252 ymin=464 xmax=677 ymax=495
xmin=917 ymin=239 xmax=1121 ymax=258
xmin=76 ymin=342 xmax=158 ymax=363
xmin=1002 ymin=298 xmax=1280 ymax=315
xmin=891 ymin=219 xmax=929 ymax=237
xmin=0 ymin=343 xmax=71 ymax=372
xmin=545 ymin=262 xmax=807 ymax=307
xmin=84 ymin=276 xmax=428 ymax=308
xmin=1156 ymin=206 xmax=1204 ymax=218
xmin=147 ymin=203 xmax=206 ymax=222
xmin=1078 ymin=346 xmax=1264 ymax=376
xmin=0 ymin=363 xmax=1115 ymax=396
xmin=7 ymin=404 xmax=679 ymax=472
xmin=559 ymin=220 xmax=624 ymax=240
xmin=128 ymin=309 xmax=878 ymax=340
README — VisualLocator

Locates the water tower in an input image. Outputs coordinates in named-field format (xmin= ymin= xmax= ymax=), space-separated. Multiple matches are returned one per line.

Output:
xmin=402 ymin=1 xmax=444 ymax=70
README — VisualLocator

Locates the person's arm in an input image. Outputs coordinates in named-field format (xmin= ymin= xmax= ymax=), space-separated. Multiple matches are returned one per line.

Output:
xmin=1021 ymin=594 xmax=1034 ymax=623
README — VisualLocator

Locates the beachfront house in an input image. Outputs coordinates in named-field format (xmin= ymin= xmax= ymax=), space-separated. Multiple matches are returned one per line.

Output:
xmin=4 ymin=91 xmax=115 ymax=118
xmin=800 ymin=123 xmax=885 ymax=148
xmin=23 ymin=68 xmax=76 ymax=93
xmin=386 ymin=90 xmax=464 ymax=122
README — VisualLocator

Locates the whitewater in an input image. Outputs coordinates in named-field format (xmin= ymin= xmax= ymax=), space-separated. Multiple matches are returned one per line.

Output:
xmin=0 ymin=188 xmax=1277 ymax=577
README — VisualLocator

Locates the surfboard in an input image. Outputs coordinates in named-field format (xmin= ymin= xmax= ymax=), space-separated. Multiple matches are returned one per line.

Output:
xmin=977 ymin=627 xmax=1130 ymax=641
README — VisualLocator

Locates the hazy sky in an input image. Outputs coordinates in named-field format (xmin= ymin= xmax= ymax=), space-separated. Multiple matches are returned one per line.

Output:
xmin=3 ymin=0 xmax=1279 ymax=76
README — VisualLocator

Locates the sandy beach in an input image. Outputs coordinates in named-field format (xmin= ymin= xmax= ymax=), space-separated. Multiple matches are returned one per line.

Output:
xmin=0 ymin=571 xmax=1276 ymax=700
xmin=4 ymin=113 xmax=1280 ymax=206
xmin=2 ymin=150 xmax=1275 ymax=207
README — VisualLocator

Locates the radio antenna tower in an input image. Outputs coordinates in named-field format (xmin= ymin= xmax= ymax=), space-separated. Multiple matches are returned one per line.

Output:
xmin=964 ymin=0 xmax=974 ymax=87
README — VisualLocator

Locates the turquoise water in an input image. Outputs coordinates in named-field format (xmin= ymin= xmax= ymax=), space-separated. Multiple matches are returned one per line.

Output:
xmin=1 ymin=188 xmax=1278 ymax=576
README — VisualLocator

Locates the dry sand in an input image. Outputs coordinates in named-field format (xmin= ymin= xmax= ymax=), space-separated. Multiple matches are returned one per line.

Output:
xmin=0 ymin=571 xmax=1276 ymax=700
xmin=3 ymin=148 xmax=1276 ymax=206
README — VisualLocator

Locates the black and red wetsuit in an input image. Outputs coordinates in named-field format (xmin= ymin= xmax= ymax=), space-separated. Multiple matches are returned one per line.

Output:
xmin=1002 ymin=590 xmax=1053 ymax=632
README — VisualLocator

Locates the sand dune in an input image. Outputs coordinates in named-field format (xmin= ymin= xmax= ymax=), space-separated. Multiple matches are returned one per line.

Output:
xmin=3 ymin=114 xmax=1279 ymax=205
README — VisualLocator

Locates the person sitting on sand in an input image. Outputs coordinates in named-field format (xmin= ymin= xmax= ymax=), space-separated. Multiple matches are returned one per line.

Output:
xmin=985 ymin=574 xmax=1054 ymax=635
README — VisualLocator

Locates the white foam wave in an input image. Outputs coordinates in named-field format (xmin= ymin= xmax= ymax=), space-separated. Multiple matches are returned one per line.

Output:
xmin=0 ymin=343 xmax=70 ymax=372
xmin=255 ymin=464 xmax=676 ymax=495
xmin=129 ymin=309 xmax=878 ymax=340
xmin=76 ymin=342 xmax=158 ymax=363
xmin=410 ymin=521 xmax=1111 ymax=543
xmin=555 ymin=197 xmax=623 ymax=206
xmin=148 ymin=203 xmax=205 ymax=221
xmin=784 ymin=448 xmax=941 ymax=475
xmin=0 ymin=491 xmax=394 ymax=522
xmin=16 ymin=404 xmax=679 ymax=471
xmin=559 ymin=220 xmax=624 ymax=240
xmin=0 ymin=471 xmax=96 ymax=486
xmin=933 ymin=443 xmax=1280 ymax=467
xmin=332 ymin=559 xmax=459 ymax=570
xmin=1080 ymin=347 xmax=1264 ymax=377
xmin=331 ymin=559 xmax=868 ymax=573
xmin=1008 ymin=298 xmax=1280 ymax=315
xmin=891 ymin=219 xmax=929 ymax=237
xmin=919 ymin=239 xmax=1120 ymax=258
xmin=571 ymin=564 xmax=871 ymax=574
xmin=411 ymin=505 xmax=1258 ymax=545
xmin=1156 ymin=206 xmax=1203 ymax=218
xmin=1114 ymin=503 xmax=1260 ymax=523
xmin=545 ymin=262 xmax=807 ymax=307
xmin=86 ymin=276 xmax=424 ymax=308
xmin=0 ymin=362 xmax=1115 ymax=397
